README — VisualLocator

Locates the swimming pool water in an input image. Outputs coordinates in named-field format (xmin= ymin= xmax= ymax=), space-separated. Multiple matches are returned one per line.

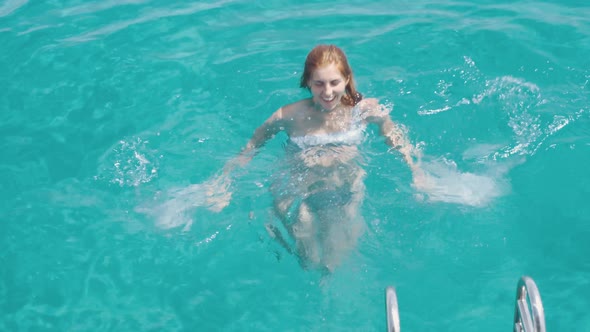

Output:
xmin=2 ymin=0 xmax=589 ymax=330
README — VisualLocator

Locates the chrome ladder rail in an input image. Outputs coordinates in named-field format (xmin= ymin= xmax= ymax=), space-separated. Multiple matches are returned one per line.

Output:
xmin=385 ymin=286 xmax=400 ymax=332
xmin=513 ymin=276 xmax=546 ymax=332
xmin=385 ymin=276 xmax=545 ymax=331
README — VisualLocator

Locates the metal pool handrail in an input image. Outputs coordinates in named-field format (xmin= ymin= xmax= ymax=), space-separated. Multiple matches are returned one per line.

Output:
xmin=513 ymin=276 xmax=546 ymax=332
xmin=385 ymin=286 xmax=400 ymax=332
xmin=385 ymin=276 xmax=545 ymax=332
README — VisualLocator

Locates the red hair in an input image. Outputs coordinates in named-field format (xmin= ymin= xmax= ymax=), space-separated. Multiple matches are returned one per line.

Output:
xmin=300 ymin=45 xmax=362 ymax=106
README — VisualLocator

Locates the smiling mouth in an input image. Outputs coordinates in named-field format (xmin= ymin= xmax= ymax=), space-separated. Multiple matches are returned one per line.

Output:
xmin=322 ymin=96 xmax=335 ymax=102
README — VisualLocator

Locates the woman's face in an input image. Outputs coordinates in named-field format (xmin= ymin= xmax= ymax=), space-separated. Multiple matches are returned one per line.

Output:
xmin=309 ymin=63 xmax=348 ymax=111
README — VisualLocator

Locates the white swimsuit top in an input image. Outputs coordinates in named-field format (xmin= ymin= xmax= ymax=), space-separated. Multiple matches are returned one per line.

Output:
xmin=289 ymin=105 xmax=367 ymax=149
xmin=290 ymin=127 xmax=365 ymax=149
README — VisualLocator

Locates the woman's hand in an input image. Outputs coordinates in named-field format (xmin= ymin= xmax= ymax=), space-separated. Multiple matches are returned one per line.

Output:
xmin=398 ymin=145 xmax=432 ymax=192
xmin=204 ymin=172 xmax=233 ymax=212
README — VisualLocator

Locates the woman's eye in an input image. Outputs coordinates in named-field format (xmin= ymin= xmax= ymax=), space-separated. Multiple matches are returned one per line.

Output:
xmin=330 ymin=80 xmax=341 ymax=86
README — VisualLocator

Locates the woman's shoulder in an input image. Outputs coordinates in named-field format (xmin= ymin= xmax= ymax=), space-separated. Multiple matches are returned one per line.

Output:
xmin=266 ymin=99 xmax=312 ymax=124
xmin=355 ymin=98 xmax=388 ymax=119
xmin=278 ymin=98 xmax=313 ymax=117
xmin=284 ymin=98 xmax=312 ymax=110
xmin=357 ymin=97 xmax=380 ymax=110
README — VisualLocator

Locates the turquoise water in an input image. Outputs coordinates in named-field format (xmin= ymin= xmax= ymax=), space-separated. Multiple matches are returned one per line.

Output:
xmin=2 ymin=0 xmax=589 ymax=330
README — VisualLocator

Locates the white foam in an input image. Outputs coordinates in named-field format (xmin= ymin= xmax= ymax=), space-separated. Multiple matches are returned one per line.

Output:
xmin=413 ymin=157 xmax=507 ymax=207
xmin=136 ymin=184 xmax=207 ymax=230
xmin=137 ymin=172 xmax=233 ymax=230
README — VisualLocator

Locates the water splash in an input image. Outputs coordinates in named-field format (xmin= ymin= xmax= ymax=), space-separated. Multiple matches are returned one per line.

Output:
xmin=95 ymin=137 xmax=159 ymax=187
xmin=136 ymin=184 xmax=207 ymax=231
xmin=476 ymin=78 xmax=587 ymax=160
xmin=412 ymin=72 xmax=586 ymax=207
xmin=421 ymin=57 xmax=581 ymax=159
xmin=136 ymin=172 xmax=232 ymax=230
xmin=414 ymin=156 xmax=509 ymax=207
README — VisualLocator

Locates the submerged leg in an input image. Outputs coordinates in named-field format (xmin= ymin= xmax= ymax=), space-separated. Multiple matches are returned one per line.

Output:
xmin=272 ymin=194 xmax=297 ymax=238
xmin=290 ymin=201 xmax=321 ymax=269
xmin=271 ymin=193 xmax=323 ymax=270
xmin=319 ymin=178 xmax=366 ymax=272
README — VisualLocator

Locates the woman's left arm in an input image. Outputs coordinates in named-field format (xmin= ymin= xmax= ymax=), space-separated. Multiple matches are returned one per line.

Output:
xmin=360 ymin=99 xmax=421 ymax=171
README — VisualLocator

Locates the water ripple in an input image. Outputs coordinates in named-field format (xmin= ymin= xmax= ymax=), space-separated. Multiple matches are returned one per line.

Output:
xmin=59 ymin=0 xmax=148 ymax=17
xmin=60 ymin=0 xmax=236 ymax=44
xmin=0 ymin=0 xmax=27 ymax=18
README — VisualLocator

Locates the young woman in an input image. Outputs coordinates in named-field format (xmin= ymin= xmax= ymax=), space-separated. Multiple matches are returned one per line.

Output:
xmin=207 ymin=45 xmax=422 ymax=273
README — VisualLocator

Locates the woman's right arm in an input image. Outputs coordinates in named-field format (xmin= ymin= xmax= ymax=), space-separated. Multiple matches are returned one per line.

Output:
xmin=222 ymin=107 xmax=287 ymax=174
xmin=359 ymin=100 xmax=419 ymax=168
xmin=205 ymin=107 xmax=287 ymax=212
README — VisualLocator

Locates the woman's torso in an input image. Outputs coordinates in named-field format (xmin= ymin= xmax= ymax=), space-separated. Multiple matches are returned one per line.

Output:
xmin=281 ymin=98 xmax=367 ymax=169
